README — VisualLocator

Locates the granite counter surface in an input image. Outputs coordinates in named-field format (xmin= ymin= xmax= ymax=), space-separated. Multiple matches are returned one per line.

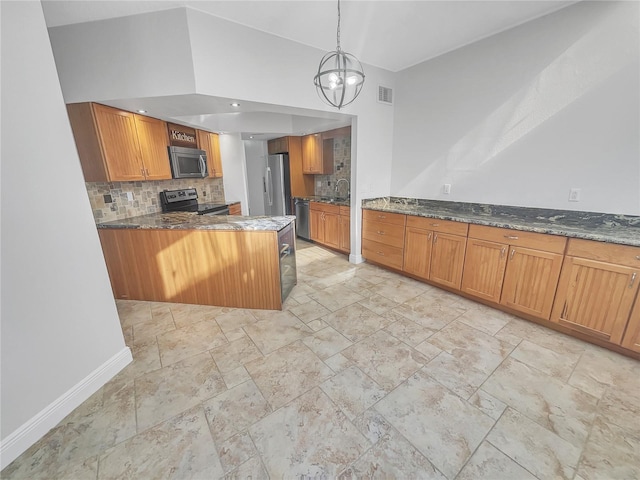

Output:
xmin=362 ymin=197 xmax=640 ymax=247
xmin=294 ymin=196 xmax=350 ymax=207
xmin=97 ymin=212 xmax=295 ymax=231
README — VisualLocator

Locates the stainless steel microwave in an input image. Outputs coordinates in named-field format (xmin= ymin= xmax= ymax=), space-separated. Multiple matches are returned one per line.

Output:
xmin=168 ymin=146 xmax=208 ymax=179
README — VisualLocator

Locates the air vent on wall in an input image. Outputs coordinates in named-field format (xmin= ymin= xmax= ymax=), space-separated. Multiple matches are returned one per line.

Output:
xmin=378 ymin=85 xmax=393 ymax=105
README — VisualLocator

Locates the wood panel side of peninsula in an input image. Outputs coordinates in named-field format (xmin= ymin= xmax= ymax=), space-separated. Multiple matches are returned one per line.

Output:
xmin=98 ymin=228 xmax=282 ymax=310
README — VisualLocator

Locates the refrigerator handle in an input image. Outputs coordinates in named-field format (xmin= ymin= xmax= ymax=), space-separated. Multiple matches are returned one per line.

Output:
xmin=266 ymin=166 xmax=273 ymax=206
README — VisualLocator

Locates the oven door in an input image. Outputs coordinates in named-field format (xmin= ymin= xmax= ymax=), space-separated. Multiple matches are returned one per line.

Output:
xmin=169 ymin=146 xmax=208 ymax=178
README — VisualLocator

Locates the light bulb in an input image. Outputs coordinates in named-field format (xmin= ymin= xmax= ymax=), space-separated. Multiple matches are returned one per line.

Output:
xmin=329 ymin=73 xmax=338 ymax=82
xmin=346 ymin=76 xmax=357 ymax=85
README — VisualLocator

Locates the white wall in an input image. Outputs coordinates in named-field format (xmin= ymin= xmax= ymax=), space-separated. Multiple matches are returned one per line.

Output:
xmin=219 ymin=134 xmax=249 ymax=213
xmin=243 ymin=141 xmax=269 ymax=216
xmin=391 ymin=1 xmax=640 ymax=215
xmin=1 ymin=1 xmax=131 ymax=467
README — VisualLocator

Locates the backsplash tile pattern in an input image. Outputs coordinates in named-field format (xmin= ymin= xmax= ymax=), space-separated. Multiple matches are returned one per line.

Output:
xmin=315 ymin=135 xmax=351 ymax=198
xmin=86 ymin=178 xmax=225 ymax=222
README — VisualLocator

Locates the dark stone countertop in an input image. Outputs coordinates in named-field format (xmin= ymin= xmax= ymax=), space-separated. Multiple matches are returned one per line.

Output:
xmin=362 ymin=197 xmax=640 ymax=247
xmin=294 ymin=196 xmax=350 ymax=207
xmin=97 ymin=212 xmax=295 ymax=231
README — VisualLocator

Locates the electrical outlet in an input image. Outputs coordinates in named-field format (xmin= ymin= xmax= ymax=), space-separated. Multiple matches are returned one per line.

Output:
xmin=126 ymin=192 xmax=134 ymax=201
xmin=443 ymin=184 xmax=451 ymax=194
xmin=316 ymin=180 xmax=321 ymax=188
xmin=569 ymin=188 xmax=581 ymax=202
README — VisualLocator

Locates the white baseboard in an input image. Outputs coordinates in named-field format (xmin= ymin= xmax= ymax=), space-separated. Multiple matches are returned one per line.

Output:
xmin=349 ymin=253 xmax=365 ymax=264
xmin=0 ymin=347 xmax=132 ymax=470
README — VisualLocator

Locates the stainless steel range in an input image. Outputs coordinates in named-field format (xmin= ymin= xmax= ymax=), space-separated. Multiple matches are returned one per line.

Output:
xmin=159 ymin=188 xmax=229 ymax=215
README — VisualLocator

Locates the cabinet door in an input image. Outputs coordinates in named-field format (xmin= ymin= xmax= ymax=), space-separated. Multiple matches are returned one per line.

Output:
xmin=501 ymin=247 xmax=563 ymax=319
xmin=621 ymin=294 xmax=640 ymax=352
xmin=133 ymin=115 xmax=172 ymax=180
xmin=302 ymin=134 xmax=322 ymax=174
xmin=324 ymin=212 xmax=340 ymax=249
xmin=461 ymin=238 xmax=508 ymax=303
xmin=339 ymin=215 xmax=350 ymax=253
xmin=209 ymin=133 xmax=223 ymax=178
xmin=310 ymin=209 xmax=324 ymax=242
xmin=551 ymin=257 xmax=639 ymax=343
xmin=426 ymin=232 xmax=465 ymax=289
xmin=403 ymin=227 xmax=432 ymax=280
xmin=93 ymin=104 xmax=145 ymax=181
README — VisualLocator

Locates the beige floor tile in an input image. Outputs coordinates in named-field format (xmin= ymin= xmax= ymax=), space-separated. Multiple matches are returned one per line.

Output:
xmin=351 ymin=409 xmax=393 ymax=445
xmin=576 ymin=416 xmax=640 ymax=480
xmin=243 ymin=311 xmax=313 ymax=354
xmin=135 ymin=352 xmax=226 ymax=432
xmin=302 ymin=326 xmax=353 ymax=360
xmin=249 ymin=388 xmax=369 ymax=478
xmin=495 ymin=317 xmax=586 ymax=354
xmin=568 ymin=345 xmax=640 ymax=398
xmin=132 ymin=308 xmax=176 ymax=344
xmin=223 ymin=456 xmax=269 ymax=480
xmin=306 ymin=318 xmax=328 ymax=331
xmin=457 ymin=441 xmax=537 ymax=480
xmin=322 ymin=303 xmax=392 ymax=343
xmin=357 ymin=292 xmax=400 ymax=315
xmin=210 ymin=336 xmax=263 ymax=373
xmin=455 ymin=306 xmax=512 ymax=335
xmin=221 ymin=365 xmax=251 ymax=389
xmin=169 ymin=303 xmax=228 ymax=328
xmin=482 ymin=357 xmax=598 ymax=448
xmin=116 ymin=300 xmax=152 ymax=328
xmin=320 ymin=366 xmax=387 ymax=420
xmin=425 ymin=351 xmax=498 ymax=399
xmin=339 ymin=275 xmax=377 ymax=293
xmin=308 ymin=284 xmax=365 ymax=311
xmin=510 ymin=339 xmax=581 ymax=382
xmin=112 ymin=337 xmax=160 ymax=381
xmin=392 ymin=294 xmax=466 ymax=330
xmin=375 ymin=370 xmax=495 ymax=479
xmin=595 ymin=386 xmax=640 ymax=435
xmin=156 ymin=319 xmax=228 ymax=366
xmin=487 ymin=408 xmax=581 ymax=480
xmin=245 ymin=341 xmax=334 ymax=409
xmin=288 ymin=299 xmax=331 ymax=323
xmin=97 ymin=406 xmax=223 ymax=479
xmin=323 ymin=352 xmax=353 ymax=373
xmin=383 ymin=314 xmax=436 ymax=346
xmin=367 ymin=278 xmax=429 ymax=304
xmin=467 ymin=389 xmax=507 ymax=420
xmin=223 ymin=327 xmax=247 ymax=342
xmin=342 ymin=330 xmax=428 ymax=390
xmin=216 ymin=432 xmax=258 ymax=474
xmin=341 ymin=427 xmax=446 ymax=479
xmin=202 ymin=379 xmax=271 ymax=444
xmin=413 ymin=339 xmax=442 ymax=361
xmin=214 ymin=309 xmax=258 ymax=334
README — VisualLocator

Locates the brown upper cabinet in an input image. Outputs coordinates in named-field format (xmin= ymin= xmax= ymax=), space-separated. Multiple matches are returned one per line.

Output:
xmin=197 ymin=130 xmax=223 ymax=178
xmin=267 ymin=137 xmax=288 ymax=155
xmin=266 ymin=137 xmax=314 ymax=197
xmin=67 ymin=103 xmax=173 ymax=182
xmin=551 ymin=238 xmax=640 ymax=345
xmin=302 ymin=134 xmax=333 ymax=174
xmin=461 ymin=225 xmax=566 ymax=319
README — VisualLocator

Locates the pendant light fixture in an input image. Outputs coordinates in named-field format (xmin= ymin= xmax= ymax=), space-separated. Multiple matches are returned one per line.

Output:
xmin=314 ymin=0 xmax=365 ymax=109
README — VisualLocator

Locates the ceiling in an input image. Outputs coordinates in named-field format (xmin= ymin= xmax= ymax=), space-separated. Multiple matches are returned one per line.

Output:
xmin=41 ymin=0 xmax=577 ymax=139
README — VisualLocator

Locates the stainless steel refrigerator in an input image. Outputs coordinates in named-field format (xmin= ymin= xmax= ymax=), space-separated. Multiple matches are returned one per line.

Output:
xmin=264 ymin=154 xmax=293 ymax=216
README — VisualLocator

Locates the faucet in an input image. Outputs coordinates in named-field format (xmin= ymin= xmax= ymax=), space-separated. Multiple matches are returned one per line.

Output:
xmin=335 ymin=178 xmax=350 ymax=200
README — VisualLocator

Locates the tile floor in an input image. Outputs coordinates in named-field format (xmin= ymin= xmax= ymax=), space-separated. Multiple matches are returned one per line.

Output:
xmin=3 ymin=240 xmax=640 ymax=479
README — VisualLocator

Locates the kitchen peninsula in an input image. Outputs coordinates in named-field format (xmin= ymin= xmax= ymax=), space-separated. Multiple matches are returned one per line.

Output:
xmin=97 ymin=213 xmax=296 ymax=310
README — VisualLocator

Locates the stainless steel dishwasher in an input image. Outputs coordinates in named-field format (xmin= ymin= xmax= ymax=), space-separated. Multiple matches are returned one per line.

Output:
xmin=294 ymin=199 xmax=310 ymax=240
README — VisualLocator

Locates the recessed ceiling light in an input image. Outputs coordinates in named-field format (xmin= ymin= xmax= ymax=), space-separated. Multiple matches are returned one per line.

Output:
xmin=249 ymin=135 xmax=254 ymax=139
xmin=136 ymin=109 xmax=147 ymax=113
xmin=230 ymin=103 xmax=240 ymax=107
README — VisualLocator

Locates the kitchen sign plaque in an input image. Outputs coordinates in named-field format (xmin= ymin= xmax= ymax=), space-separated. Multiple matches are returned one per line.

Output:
xmin=167 ymin=123 xmax=197 ymax=148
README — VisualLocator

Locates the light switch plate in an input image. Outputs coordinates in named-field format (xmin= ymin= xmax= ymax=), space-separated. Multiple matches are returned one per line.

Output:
xmin=569 ymin=188 xmax=581 ymax=202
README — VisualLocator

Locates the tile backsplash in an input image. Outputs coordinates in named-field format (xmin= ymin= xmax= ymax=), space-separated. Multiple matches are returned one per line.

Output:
xmin=86 ymin=177 xmax=225 ymax=222
xmin=315 ymin=134 xmax=351 ymax=198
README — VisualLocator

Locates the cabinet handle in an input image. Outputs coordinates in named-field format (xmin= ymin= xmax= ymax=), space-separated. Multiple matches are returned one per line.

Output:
xmin=140 ymin=167 xmax=145 ymax=176
xmin=430 ymin=223 xmax=439 ymax=227
xmin=377 ymin=231 xmax=385 ymax=235
xmin=561 ymin=302 xmax=568 ymax=318
xmin=500 ymin=247 xmax=506 ymax=258
xmin=504 ymin=235 xmax=519 ymax=240
xmin=434 ymin=234 xmax=438 ymax=244
xmin=377 ymin=251 xmax=385 ymax=256
xmin=636 ymin=256 xmax=640 ymax=260
xmin=630 ymin=272 xmax=637 ymax=288
xmin=145 ymin=168 xmax=149 ymax=177
xmin=510 ymin=249 xmax=516 ymax=260
xmin=378 ymin=215 xmax=386 ymax=219
xmin=428 ymin=232 xmax=432 ymax=241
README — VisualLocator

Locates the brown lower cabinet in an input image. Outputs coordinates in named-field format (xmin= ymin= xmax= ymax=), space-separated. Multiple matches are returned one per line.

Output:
xmin=98 ymin=228 xmax=283 ymax=310
xmin=338 ymin=206 xmax=350 ymax=253
xmin=311 ymin=202 xmax=350 ymax=253
xmin=550 ymin=238 xmax=640 ymax=344
xmin=228 ymin=202 xmax=242 ymax=215
xmin=362 ymin=208 xmax=640 ymax=358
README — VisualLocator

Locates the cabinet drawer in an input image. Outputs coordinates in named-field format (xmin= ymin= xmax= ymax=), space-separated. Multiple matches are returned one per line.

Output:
xmin=363 ymin=209 xmax=406 ymax=226
xmin=468 ymin=224 xmax=566 ymax=254
xmin=310 ymin=201 xmax=340 ymax=215
xmin=362 ymin=239 xmax=404 ymax=270
xmin=363 ymin=220 xmax=405 ymax=248
xmin=566 ymin=238 xmax=640 ymax=268
xmin=339 ymin=206 xmax=350 ymax=216
xmin=406 ymin=216 xmax=468 ymax=236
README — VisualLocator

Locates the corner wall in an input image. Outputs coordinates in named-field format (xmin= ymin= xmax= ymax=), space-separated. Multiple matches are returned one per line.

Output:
xmin=1 ymin=2 xmax=130 ymax=467
xmin=391 ymin=1 xmax=640 ymax=215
